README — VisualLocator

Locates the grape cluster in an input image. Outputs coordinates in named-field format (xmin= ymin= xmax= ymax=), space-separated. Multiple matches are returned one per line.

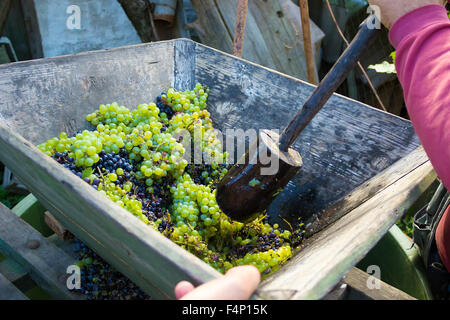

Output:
xmin=72 ymin=239 xmax=150 ymax=300
xmin=39 ymin=83 xmax=306 ymax=296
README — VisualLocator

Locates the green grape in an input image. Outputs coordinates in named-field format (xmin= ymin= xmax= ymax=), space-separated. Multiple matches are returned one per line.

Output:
xmin=38 ymin=84 xmax=305 ymax=280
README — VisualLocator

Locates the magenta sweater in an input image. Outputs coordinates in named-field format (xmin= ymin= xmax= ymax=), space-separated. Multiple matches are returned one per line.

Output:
xmin=389 ymin=4 xmax=450 ymax=271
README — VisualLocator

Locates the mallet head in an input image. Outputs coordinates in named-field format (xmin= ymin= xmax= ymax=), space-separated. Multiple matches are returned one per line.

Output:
xmin=216 ymin=129 xmax=302 ymax=222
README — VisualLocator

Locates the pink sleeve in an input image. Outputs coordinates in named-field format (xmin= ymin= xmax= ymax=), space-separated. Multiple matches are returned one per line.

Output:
xmin=389 ymin=4 xmax=450 ymax=190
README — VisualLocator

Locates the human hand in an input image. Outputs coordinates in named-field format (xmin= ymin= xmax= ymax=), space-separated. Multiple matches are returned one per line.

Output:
xmin=174 ymin=266 xmax=261 ymax=300
xmin=367 ymin=0 xmax=445 ymax=28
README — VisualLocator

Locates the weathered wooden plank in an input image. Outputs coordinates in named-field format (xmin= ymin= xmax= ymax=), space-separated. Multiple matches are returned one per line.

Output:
xmin=191 ymin=0 xmax=324 ymax=81
xmin=0 ymin=273 xmax=28 ymax=300
xmin=47 ymin=234 xmax=78 ymax=258
xmin=305 ymin=146 xmax=430 ymax=236
xmin=174 ymin=39 xmax=196 ymax=91
xmin=117 ymin=0 xmax=155 ymax=42
xmin=247 ymin=0 xmax=309 ymax=79
xmin=0 ymin=39 xmax=431 ymax=300
xmin=44 ymin=212 xmax=74 ymax=241
xmin=0 ymin=0 xmax=13 ymax=36
xmin=232 ymin=0 xmax=248 ymax=58
xmin=322 ymin=280 xmax=348 ymax=300
xmin=189 ymin=0 xmax=234 ymax=54
xmin=298 ymin=0 xmax=318 ymax=84
xmin=173 ymin=0 xmax=192 ymax=39
xmin=344 ymin=267 xmax=416 ymax=300
xmin=0 ymin=121 xmax=222 ymax=299
xmin=0 ymin=257 xmax=38 ymax=298
xmin=257 ymin=156 xmax=435 ymax=299
xmin=0 ymin=202 xmax=83 ymax=299
xmin=0 ymin=41 xmax=174 ymax=144
xmin=194 ymin=42 xmax=421 ymax=227
xmin=19 ymin=0 xmax=43 ymax=59
xmin=214 ymin=0 xmax=274 ymax=67
xmin=280 ymin=0 xmax=324 ymax=70
xmin=0 ymin=259 xmax=27 ymax=284
xmin=322 ymin=267 xmax=417 ymax=300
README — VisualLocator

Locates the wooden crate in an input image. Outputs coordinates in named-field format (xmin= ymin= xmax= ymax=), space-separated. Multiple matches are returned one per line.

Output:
xmin=0 ymin=201 xmax=82 ymax=300
xmin=0 ymin=39 xmax=435 ymax=299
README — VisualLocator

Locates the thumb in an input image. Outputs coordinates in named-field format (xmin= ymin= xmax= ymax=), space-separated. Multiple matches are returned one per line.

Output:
xmin=176 ymin=266 xmax=261 ymax=300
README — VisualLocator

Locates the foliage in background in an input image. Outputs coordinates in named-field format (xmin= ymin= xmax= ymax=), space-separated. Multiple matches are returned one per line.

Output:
xmin=0 ymin=185 xmax=25 ymax=209
xmin=396 ymin=214 xmax=414 ymax=238
xmin=0 ymin=164 xmax=26 ymax=209
xmin=368 ymin=51 xmax=396 ymax=74
xmin=369 ymin=8 xmax=449 ymax=75
xmin=371 ymin=8 xmax=449 ymax=235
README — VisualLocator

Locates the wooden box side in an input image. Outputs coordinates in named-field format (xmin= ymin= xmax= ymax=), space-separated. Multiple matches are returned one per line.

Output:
xmin=0 ymin=121 xmax=221 ymax=299
xmin=188 ymin=42 xmax=435 ymax=299
xmin=0 ymin=41 xmax=174 ymax=144
xmin=259 ymin=148 xmax=435 ymax=299
xmin=193 ymin=43 xmax=421 ymax=227
xmin=0 ymin=38 xmax=433 ymax=300
xmin=0 ymin=40 xmax=222 ymax=299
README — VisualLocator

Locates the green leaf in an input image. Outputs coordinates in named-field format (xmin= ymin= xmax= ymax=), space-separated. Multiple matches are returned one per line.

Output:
xmin=82 ymin=167 xmax=93 ymax=179
xmin=390 ymin=51 xmax=396 ymax=64
xmin=368 ymin=61 xmax=397 ymax=74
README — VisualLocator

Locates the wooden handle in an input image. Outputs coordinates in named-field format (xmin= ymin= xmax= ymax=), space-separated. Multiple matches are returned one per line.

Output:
xmin=232 ymin=0 xmax=248 ymax=57
xmin=299 ymin=0 xmax=318 ymax=85
xmin=279 ymin=18 xmax=380 ymax=151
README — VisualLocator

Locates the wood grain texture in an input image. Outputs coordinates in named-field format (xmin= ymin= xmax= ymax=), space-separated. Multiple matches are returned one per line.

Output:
xmin=189 ymin=0 xmax=234 ymax=52
xmin=44 ymin=211 xmax=74 ymax=241
xmin=0 ymin=41 xmax=174 ymax=145
xmin=248 ymin=0 xmax=309 ymax=79
xmin=174 ymin=39 xmax=196 ymax=91
xmin=213 ymin=0 xmax=276 ymax=68
xmin=0 ymin=258 xmax=27 ymax=284
xmin=0 ymin=39 xmax=431 ymax=300
xmin=0 ymin=202 xmax=83 ymax=299
xmin=0 ymin=273 xmax=28 ymax=300
xmin=299 ymin=0 xmax=317 ymax=84
xmin=0 ymin=0 xmax=13 ymax=36
xmin=117 ymin=0 xmax=155 ymax=43
xmin=191 ymin=0 xmax=324 ymax=81
xmin=117 ymin=0 xmax=153 ymax=42
xmin=322 ymin=266 xmax=417 ymax=300
xmin=304 ymin=145 xmax=430 ymax=237
xmin=344 ymin=267 xmax=416 ymax=300
xmin=0 ymin=120 xmax=222 ymax=299
xmin=257 ymin=157 xmax=435 ymax=299
xmin=19 ymin=0 xmax=43 ymax=59
xmin=194 ymin=42 xmax=421 ymax=228
xmin=232 ymin=0 xmax=248 ymax=57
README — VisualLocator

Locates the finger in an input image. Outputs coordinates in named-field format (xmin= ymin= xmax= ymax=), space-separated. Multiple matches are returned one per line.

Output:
xmin=180 ymin=266 xmax=261 ymax=300
xmin=175 ymin=281 xmax=195 ymax=299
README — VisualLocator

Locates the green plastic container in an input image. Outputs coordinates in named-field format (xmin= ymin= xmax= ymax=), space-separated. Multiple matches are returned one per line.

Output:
xmin=358 ymin=225 xmax=433 ymax=300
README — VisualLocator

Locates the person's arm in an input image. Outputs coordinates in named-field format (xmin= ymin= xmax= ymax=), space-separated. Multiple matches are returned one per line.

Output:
xmin=389 ymin=4 xmax=450 ymax=190
xmin=369 ymin=0 xmax=450 ymax=273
